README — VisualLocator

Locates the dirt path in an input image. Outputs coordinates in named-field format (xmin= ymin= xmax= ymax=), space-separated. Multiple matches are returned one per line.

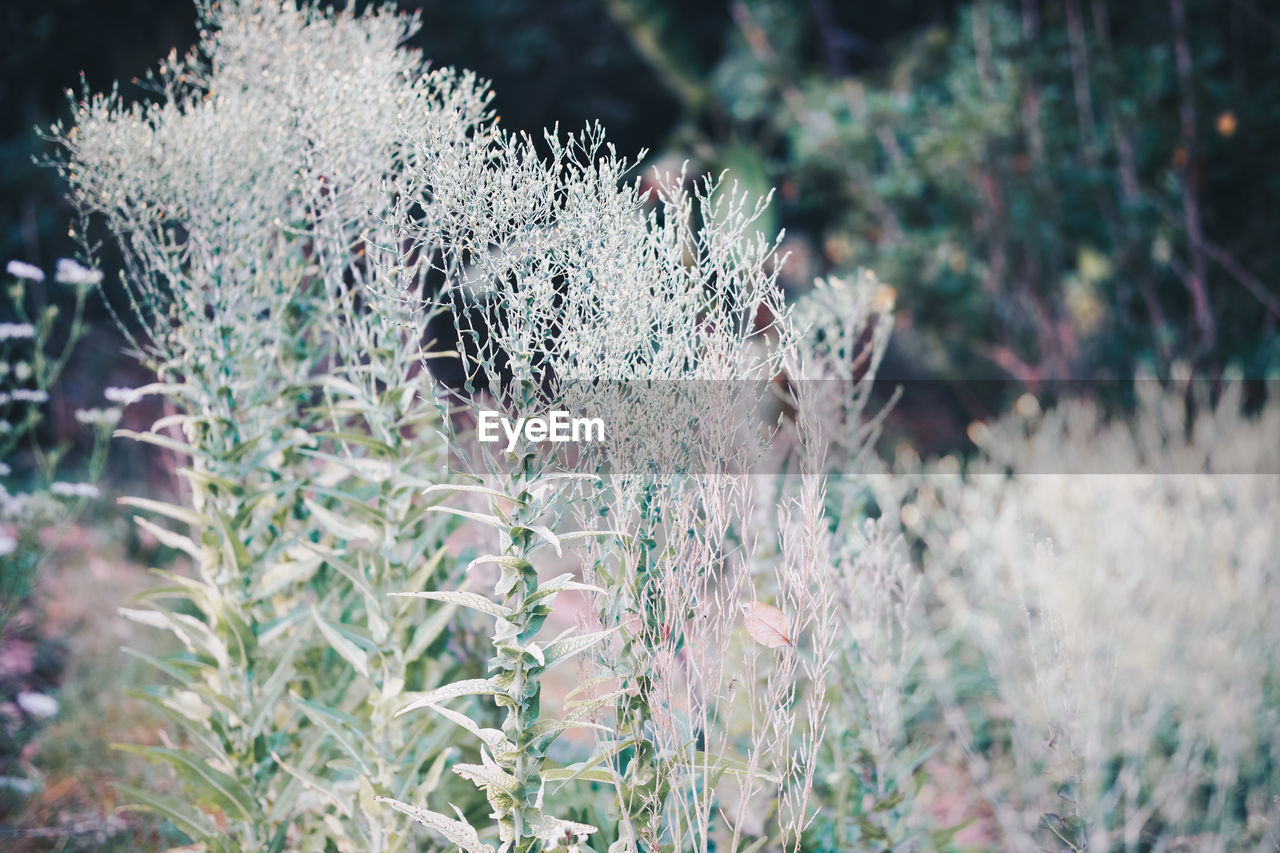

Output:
xmin=0 ymin=522 xmax=183 ymax=851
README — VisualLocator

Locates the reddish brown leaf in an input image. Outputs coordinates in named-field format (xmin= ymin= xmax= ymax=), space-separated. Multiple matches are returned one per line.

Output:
xmin=742 ymin=601 xmax=791 ymax=648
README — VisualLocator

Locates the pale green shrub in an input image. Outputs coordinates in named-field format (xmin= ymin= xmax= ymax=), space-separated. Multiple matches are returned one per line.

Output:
xmin=49 ymin=3 xmax=912 ymax=852
xmin=52 ymin=1 xmax=494 ymax=848
xmin=377 ymin=125 xmax=812 ymax=850
xmin=374 ymin=114 xmax=897 ymax=853
xmin=918 ymin=376 xmax=1280 ymax=851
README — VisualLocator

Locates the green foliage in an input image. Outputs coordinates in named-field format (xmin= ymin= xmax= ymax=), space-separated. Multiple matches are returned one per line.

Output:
xmin=613 ymin=0 xmax=1280 ymax=402
xmin=51 ymin=1 xmax=494 ymax=847
xmin=382 ymin=440 xmax=615 ymax=853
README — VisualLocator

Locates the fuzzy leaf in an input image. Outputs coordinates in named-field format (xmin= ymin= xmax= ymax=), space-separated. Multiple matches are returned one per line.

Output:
xmin=525 ymin=810 xmax=599 ymax=841
xmin=396 ymin=678 xmax=505 ymax=717
xmin=465 ymin=554 xmax=534 ymax=575
xmin=466 ymin=554 xmax=534 ymax=597
xmin=524 ymin=573 xmax=605 ymax=607
xmin=542 ymin=766 xmax=618 ymax=785
xmin=452 ymin=761 xmax=518 ymax=795
xmin=416 ymin=700 xmax=513 ymax=754
xmin=563 ymin=688 xmax=629 ymax=723
xmin=524 ymin=716 xmax=608 ymax=750
xmin=390 ymin=589 xmax=512 ymax=620
xmin=372 ymin=797 xmax=495 ymax=853
xmin=540 ymin=627 xmax=618 ymax=670
xmin=426 ymin=505 xmax=505 ymax=529
xmin=517 ymin=523 xmax=563 ymax=555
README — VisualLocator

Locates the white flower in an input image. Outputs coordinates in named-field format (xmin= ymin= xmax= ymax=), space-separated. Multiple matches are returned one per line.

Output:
xmin=75 ymin=407 xmax=123 ymax=427
xmin=54 ymin=258 xmax=103 ymax=287
xmin=16 ymin=691 xmax=58 ymax=719
xmin=0 ymin=776 xmax=35 ymax=796
xmin=5 ymin=260 xmax=44 ymax=282
xmin=0 ymin=462 xmax=9 ymax=476
xmin=6 ymin=389 xmax=48 ymax=404
xmin=103 ymin=386 xmax=143 ymax=406
xmin=0 ymin=323 xmax=35 ymax=341
xmin=0 ymin=534 xmax=14 ymax=557
xmin=49 ymin=481 xmax=101 ymax=499
xmin=0 ymin=420 xmax=10 ymax=434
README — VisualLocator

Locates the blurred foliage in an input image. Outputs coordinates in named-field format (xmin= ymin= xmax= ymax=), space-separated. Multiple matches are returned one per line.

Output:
xmin=608 ymin=0 xmax=1280 ymax=433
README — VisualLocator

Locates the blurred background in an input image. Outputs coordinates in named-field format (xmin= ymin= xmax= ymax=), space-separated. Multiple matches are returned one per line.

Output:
xmin=5 ymin=0 xmax=1280 ymax=473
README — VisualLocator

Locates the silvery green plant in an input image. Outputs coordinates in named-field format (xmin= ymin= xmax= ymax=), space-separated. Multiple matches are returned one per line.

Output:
xmin=918 ymin=373 xmax=1280 ymax=851
xmin=51 ymin=1 xmax=496 ymax=848
xmin=378 ymin=106 xmax=875 ymax=850
xmin=1 ymin=258 xmax=112 ymax=635
xmin=48 ymin=3 xmax=909 ymax=851
xmin=376 ymin=421 xmax=619 ymax=853
xmin=780 ymin=275 xmax=962 ymax=852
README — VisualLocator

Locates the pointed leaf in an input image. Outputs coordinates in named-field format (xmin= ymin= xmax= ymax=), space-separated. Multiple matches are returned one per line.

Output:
xmin=396 ymin=678 xmax=504 ymax=717
xmin=112 ymin=782 xmax=218 ymax=842
xmin=373 ymin=797 xmax=495 ymax=853
xmin=540 ymin=627 xmax=618 ymax=670
xmin=119 ymin=495 xmax=209 ymax=530
xmin=421 ymin=483 xmax=523 ymax=504
xmin=416 ymin=701 xmax=513 ymax=754
xmin=305 ymin=498 xmax=378 ymax=543
xmin=311 ymin=606 xmax=370 ymax=680
xmin=390 ymin=589 xmax=512 ymax=620
xmin=113 ymin=745 xmax=255 ymax=822
xmin=452 ymin=761 xmax=518 ymax=795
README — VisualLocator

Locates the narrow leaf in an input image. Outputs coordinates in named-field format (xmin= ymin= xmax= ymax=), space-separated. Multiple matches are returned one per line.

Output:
xmin=372 ymin=797 xmax=495 ymax=853
xmin=311 ymin=606 xmax=371 ymax=680
xmin=390 ymin=589 xmax=512 ymax=620
xmin=540 ymin=627 xmax=618 ymax=670
xmin=396 ymin=678 xmax=504 ymax=717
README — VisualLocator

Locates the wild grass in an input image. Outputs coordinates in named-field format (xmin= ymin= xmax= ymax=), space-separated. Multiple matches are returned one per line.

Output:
xmin=29 ymin=2 xmax=1280 ymax=852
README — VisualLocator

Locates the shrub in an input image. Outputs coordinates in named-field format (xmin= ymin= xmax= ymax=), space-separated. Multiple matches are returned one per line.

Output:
xmin=917 ymin=374 xmax=1280 ymax=850
xmin=53 ymin=1 xmax=494 ymax=848
xmin=52 ymin=2 xmax=905 ymax=851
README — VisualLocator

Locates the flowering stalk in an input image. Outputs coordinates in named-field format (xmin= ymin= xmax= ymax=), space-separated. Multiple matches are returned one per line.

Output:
xmin=379 ymin=385 xmax=618 ymax=852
